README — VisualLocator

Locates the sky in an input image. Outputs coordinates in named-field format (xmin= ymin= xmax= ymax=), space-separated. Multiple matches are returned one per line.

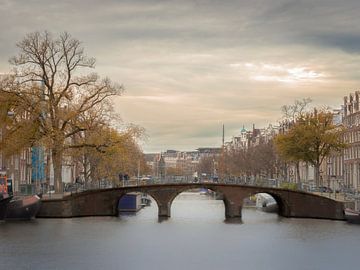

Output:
xmin=1 ymin=0 xmax=360 ymax=153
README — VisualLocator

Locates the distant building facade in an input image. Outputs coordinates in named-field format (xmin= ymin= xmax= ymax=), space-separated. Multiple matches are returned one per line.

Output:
xmin=145 ymin=147 xmax=221 ymax=178
xmin=226 ymin=124 xmax=280 ymax=151
xmin=343 ymin=91 xmax=360 ymax=191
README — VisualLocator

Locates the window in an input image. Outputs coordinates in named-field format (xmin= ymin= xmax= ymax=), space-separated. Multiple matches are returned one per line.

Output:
xmin=14 ymin=156 xmax=19 ymax=170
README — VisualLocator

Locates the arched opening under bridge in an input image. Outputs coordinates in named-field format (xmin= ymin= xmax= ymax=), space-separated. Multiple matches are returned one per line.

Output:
xmin=241 ymin=192 xmax=286 ymax=223
xmin=169 ymin=187 xmax=226 ymax=221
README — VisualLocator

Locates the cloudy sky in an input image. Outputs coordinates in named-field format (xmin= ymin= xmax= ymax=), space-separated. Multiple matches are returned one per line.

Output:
xmin=1 ymin=0 xmax=360 ymax=152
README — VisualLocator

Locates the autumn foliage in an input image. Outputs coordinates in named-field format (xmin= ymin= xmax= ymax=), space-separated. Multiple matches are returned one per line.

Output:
xmin=274 ymin=110 xmax=347 ymax=186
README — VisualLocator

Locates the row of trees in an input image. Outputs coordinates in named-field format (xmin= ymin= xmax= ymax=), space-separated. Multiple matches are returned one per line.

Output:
xmin=215 ymin=99 xmax=347 ymax=187
xmin=154 ymin=98 xmax=346 ymax=187
xmin=0 ymin=31 xmax=148 ymax=192
xmin=216 ymin=142 xmax=279 ymax=180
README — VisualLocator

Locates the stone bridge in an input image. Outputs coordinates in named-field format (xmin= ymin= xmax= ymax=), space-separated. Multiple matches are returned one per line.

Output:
xmin=37 ymin=183 xmax=345 ymax=221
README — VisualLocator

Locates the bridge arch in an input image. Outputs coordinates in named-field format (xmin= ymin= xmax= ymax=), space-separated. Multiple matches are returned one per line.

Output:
xmin=264 ymin=192 xmax=289 ymax=215
xmin=245 ymin=191 xmax=289 ymax=216
xmin=144 ymin=184 xmax=251 ymax=221
xmin=166 ymin=186 xmax=227 ymax=219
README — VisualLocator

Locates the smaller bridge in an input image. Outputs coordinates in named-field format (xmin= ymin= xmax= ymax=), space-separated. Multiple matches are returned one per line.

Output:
xmin=38 ymin=183 xmax=345 ymax=221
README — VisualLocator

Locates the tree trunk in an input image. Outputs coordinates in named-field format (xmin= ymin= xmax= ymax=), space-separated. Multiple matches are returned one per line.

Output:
xmin=314 ymin=164 xmax=320 ymax=188
xmin=296 ymin=162 xmax=301 ymax=183
xmin=52 ymin=148 xmax=63 ymax=194
xmin=283 ymin=162 xmax=288 ymax=182
xmin=46 ymin=149 xmax=51 ymax=190
xmin=83 ymin=154 xmax=90 ymax=186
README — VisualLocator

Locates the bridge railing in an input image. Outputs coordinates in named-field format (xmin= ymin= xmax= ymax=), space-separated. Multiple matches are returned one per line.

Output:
xmin=58 ymin=176 xmax=356 ymax=203
xmin=65 ymin=176 xmax=283 ymax=191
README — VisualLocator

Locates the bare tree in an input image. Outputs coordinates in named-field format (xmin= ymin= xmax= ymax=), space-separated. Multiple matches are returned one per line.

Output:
xmin=197 ymin=156 xmax=215 ymax=177
xmin=281 ymin=98 xmax=312 ymax=122
xmin=0 ymin=31 xmax=123 ymax=193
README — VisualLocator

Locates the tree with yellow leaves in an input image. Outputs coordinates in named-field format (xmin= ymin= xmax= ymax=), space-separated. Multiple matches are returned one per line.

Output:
xmin=70 ymin=114 xmax=149 ymax=187
xmin=274 ymin=109 xmax=347 ymax=187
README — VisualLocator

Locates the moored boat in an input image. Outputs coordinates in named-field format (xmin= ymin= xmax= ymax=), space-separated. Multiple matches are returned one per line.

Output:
xmin=118 ymin=192 xmax=142 ymax=212
xmin=141 ymin=193 xmax=152 ymax=207
xmin=256 ymin=193 xmax=278 ymax=213
xmin=4 ymin=195 xmax=42 ymax=221
xmin=1 ymin=172 xmax=42 ymax=220
xmin=344 ymin=208 xmax=360 ymax=224
xmin=0 ymin=193 xmax=13 ymax=220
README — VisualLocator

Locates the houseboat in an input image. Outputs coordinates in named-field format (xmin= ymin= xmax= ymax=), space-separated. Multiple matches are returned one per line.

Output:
xmin=0 ymin=175 xmax=41 ymax=220
xmin=118 ymin=192 xmax=142 ymax=212
xmin=0 ymin=193 xmax=13 ymax=220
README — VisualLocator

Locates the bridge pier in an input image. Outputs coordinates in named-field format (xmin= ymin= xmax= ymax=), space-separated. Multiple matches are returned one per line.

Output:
xmin=147 ymin=189 xmax=177 ymax=219
xmin=158 ymin=204 xmax=171 ymax=218
xmin=224 ymin=201 xmax=243 ymax=221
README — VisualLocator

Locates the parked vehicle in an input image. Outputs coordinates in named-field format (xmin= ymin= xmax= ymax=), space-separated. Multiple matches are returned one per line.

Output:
xmin=319 ymin=186 xmax=333 ymax=193
xmin=311 ymin=186 xmax=333 ymax=193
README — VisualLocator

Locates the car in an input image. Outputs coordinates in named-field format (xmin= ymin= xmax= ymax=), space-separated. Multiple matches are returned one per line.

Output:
xmin=309 ymin=186 xmax=333 ymax=193
xmin=341 ymin=187 xmax=355 ymax=194
xmin=318 ymin=186 xmax=333 ymax=193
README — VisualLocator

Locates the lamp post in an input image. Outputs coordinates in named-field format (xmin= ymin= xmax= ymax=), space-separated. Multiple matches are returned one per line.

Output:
xmin=327 ymin=159 xmax=332 ymax=198
xmin=319 ymin=169 xmax=323 ymax=196
xmin=137 ymin=160 xmax=140 ymax=186
xmin=4 ymin=111 xmax=14 ymax=194
xmin=331 ymin=175 xmax=337 ymax=199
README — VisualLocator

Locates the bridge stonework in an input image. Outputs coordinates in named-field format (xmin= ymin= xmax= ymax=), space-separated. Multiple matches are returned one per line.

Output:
xmin=37 ymin=184 xmax=345 ymax=221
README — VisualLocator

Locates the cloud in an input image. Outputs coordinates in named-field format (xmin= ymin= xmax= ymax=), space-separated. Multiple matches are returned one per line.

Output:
xmin=1 ymin=0 xmax=360 ymax=152
xmin=230 ymin=62 xmax=325 ymax=83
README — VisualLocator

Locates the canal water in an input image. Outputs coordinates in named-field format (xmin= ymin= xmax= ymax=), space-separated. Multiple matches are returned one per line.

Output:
xmin=1 ymin=193 xmax=360 ymax=270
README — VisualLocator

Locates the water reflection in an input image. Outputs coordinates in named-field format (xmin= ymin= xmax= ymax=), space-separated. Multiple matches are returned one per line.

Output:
xmin=1 ymin=192 xmax=359 ymax=270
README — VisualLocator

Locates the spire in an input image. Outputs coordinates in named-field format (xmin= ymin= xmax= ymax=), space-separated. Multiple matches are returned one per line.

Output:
xmin=222 ymin=124 xmax=225 ymax=146
xmin=241 ymin=125 xmax=246 ymax=133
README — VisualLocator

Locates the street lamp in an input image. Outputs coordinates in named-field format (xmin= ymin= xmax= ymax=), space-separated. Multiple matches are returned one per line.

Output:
xmin=137 ymin=160 xmax=140 ymax=186
xmin=327 ymin=159 xmax=332 ymax=198
xmin=331 ymin=175 xmax=337 ymax=199
xmin=319 ymin=169 xmax=323 ymax=196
